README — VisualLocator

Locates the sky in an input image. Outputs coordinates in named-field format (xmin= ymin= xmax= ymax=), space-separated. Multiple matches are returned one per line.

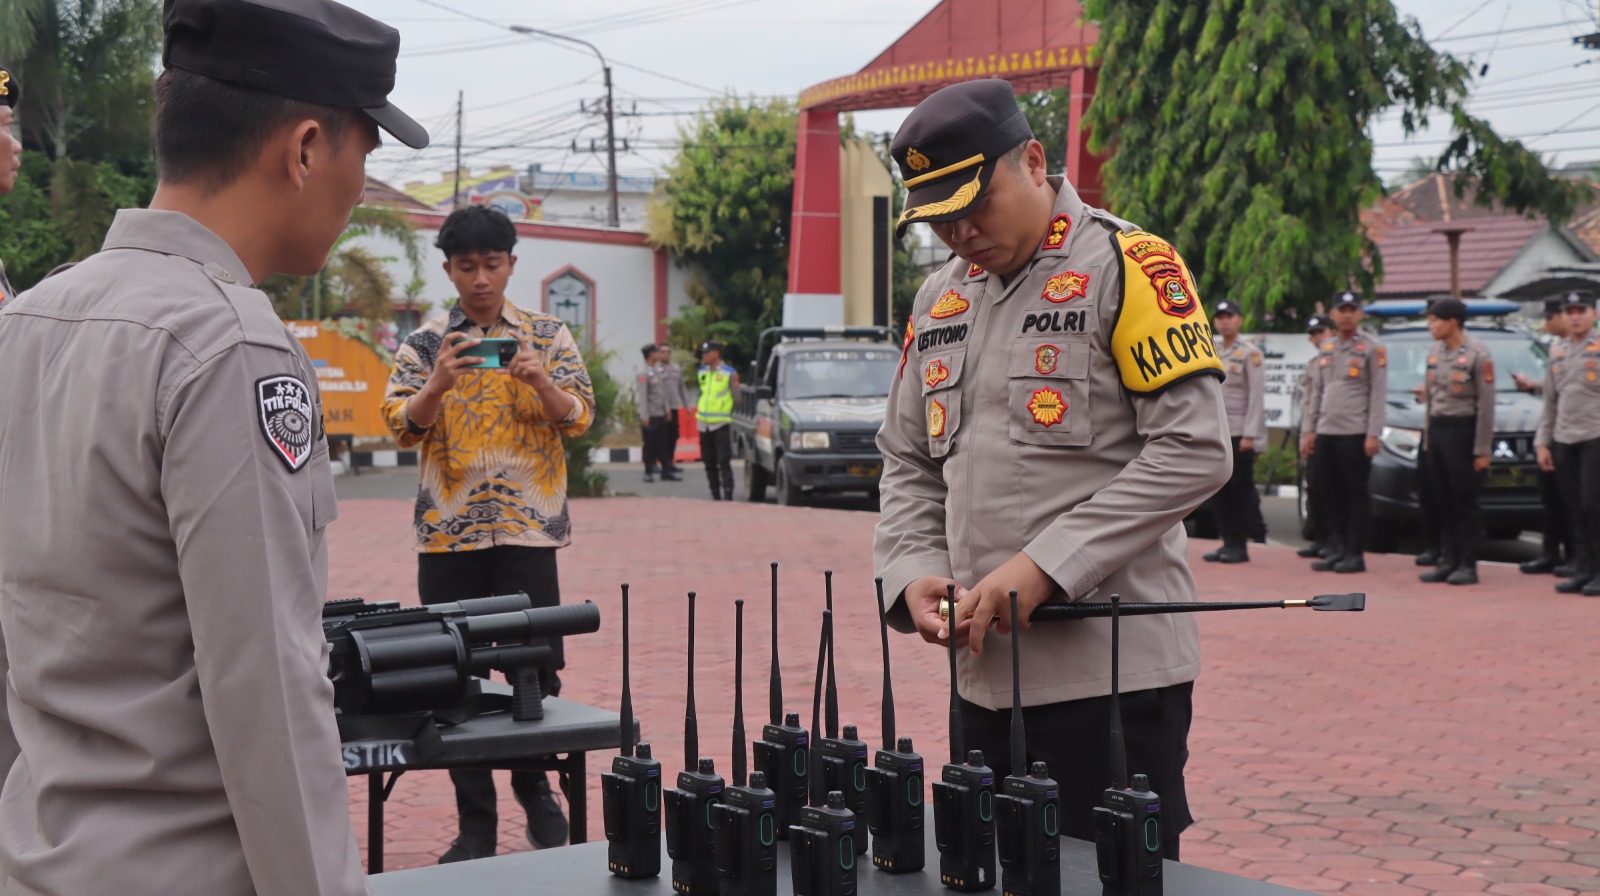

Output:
xmin=349 ymin=0 xmax=1600 ymax=194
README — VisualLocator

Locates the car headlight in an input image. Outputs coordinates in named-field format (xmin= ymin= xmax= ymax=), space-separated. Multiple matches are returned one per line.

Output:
xmin=790 ymin=431 xmax=831 ymax=451
xmin=1379 ymin=426 xmax=1421 ymax=461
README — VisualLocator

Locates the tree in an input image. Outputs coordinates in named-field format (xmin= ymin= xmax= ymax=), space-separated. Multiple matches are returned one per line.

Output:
xmin=1082 ymin=0 xmax=1583 ymax=329
xmin=1019 ymin=88 xmax=1072 ymax=175
xmin=647 ymin=96 xmax=798 ymax=361
xmin=260 ymin=205 xmax=425 ymax=323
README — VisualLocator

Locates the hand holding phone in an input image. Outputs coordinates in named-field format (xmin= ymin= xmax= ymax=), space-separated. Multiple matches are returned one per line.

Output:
xmin=459 ymin=337 xmax=521 ymax=369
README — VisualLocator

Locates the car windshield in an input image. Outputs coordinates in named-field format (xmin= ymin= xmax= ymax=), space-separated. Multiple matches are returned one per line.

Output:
xmin=1383 ymin=329 xmax=1547 ymax=394
xmin=783 ymin=351 xmax=898 ymax=399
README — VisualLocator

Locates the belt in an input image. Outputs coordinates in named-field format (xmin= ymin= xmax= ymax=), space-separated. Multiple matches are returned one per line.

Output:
xmin=1428 ymin=415 xmax=1475 ymax=427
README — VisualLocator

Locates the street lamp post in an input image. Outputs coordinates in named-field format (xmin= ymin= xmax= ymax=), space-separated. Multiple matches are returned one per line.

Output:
xmin=509 ymin=25 xmax=619 ymax=228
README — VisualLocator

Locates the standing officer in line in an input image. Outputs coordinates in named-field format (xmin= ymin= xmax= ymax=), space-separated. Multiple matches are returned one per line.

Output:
xmin=1536 ymin=292 xmax=1600 ymax=595
xmin=0 ymin=1 xmax=428 ymax=892
xmin=1416 ymin=298 xmax=1495 ymax=586
xmin=638 ymin=344 xmax=683 ymax=482
xmin=1297 ymin=315 xmax=1333 ymax=559
xmin=1411 ymin=296 xmax=1450 ymax=571
xmin=1300 ymin=292 xmax=1387 ymax=573
xmin=697 ymin=340 xmax=738 ymax=500
xmin=874 ymin=80 xmax=1231 ymax=858
xmin=0 ymin=63 xmax=22 ymax=305
xmin=1515 ymin=298 xmax=1574 ymax=576
xmin=1205 ymin=300 xmax=1265 ymax=563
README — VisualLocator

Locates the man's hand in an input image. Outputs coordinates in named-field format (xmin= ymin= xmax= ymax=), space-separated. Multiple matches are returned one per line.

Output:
xmin=1411 ymin=384 xmax=1426 ymax=404
xmin=1473 ymin=455 xmax=1490 ymax=473
xmin=1364 ymin=436 xmax=1380 ymax=458
xmin=905 ymin=576 xmax=971 ymax=648
xmin=954 ymin=552 xmax=1058 ymax=657
xmin=1300 ymin=432 xmax=1316 ymax=458
xmin=1512 ymin=372 xmax=1539 ymax=394
xmin=509 ymin=342 xmax=553 ymax=389
xmin=1239 ymin=437 xmax=1255 ymax=454
xmin=1538 ymin=445 xmax=1555 ymax=472
xmin=424 ymin=332 xmax=483 ymax=396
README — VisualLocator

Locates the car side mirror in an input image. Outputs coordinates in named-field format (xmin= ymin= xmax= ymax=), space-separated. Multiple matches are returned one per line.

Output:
xmin=756 ymin=385 xmax=774 ymax=401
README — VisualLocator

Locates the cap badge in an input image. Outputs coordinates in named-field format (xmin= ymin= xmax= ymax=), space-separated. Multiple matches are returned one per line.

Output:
xmin=1034 ymin=344 xmax=1060 ymax=375
xmin=0 ymin=72 xmax=9 ymax=97
xmin=1142 ymin=259 xmax=1197 ymax=318
xmin=1042 ymin=270 xmax=1089 ymax=304
xmin=1041 ymin=214 xmax=1071 ymax=251
xmin=929 ymin=289 xmax=970 ymax=319
xmin=925 ymin=359 xmax=950 ymax=389
xmin=928 ymin=399 xmax=947 ymax=437
xmin=906 ymin=148 xmax=932 ymax=172
xmin=1027 ymin=387 xmax=1066 ymax=427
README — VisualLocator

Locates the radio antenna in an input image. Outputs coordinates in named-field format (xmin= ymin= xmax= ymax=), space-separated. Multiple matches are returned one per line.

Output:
xmin=824 ymin=571 xmax=839 ymax=739
xmin=620 ymin=584 xmax=634 ymax=758
xmin=811 ymin=608 xmax=831 ymax=803
xmin=946 ymin=584 xmax=963 ymax=764
xmin=685 ymin=591 xmax=699 ymax=771
xmin=768 ymin=562 xmax=782 ymax=727
xmin=875 ymin=578 xmax=896 ymax=748
xmin=1009 ymin=590 xmax=1025 ymax=779
xmin=733 ymin=599 xmax=748 ymax=787
xmin=1108 ymin=594 xmax=1128 ymax=790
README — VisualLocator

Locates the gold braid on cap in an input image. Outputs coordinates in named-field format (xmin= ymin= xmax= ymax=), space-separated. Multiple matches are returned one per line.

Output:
xmin=898 ymin=168 xmax=983 ymax=226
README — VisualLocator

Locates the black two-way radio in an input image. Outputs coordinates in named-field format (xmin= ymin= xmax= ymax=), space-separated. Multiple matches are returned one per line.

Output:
xmin=790 ymin=609 xmax=859 ymax=896
xmin=712 ymin=599 xmax=780 ymax=896
xmin=813 ymin=572 xmax=870 ymax=856
xmin=1093 ymin=594 xmax=1163 ymax=896
xmin=932 ymin=583 xmax=997 ymax=892
xmin=864 ymin=577 xmax=925 ymax=873
xmin=665 ymin=592 xmax=724 ymax=895
xmin=602 ymin=584 xmax=662 ymax=878
xmin=752 ymin=562 xmax=810 ymax=840
xmin=995 ymin=591 xmax=1061 ymax=896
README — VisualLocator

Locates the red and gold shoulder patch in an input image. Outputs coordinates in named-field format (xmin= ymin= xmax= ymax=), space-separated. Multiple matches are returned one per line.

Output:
xmin=929 ymin=289 xmax=970 ymax=319
xmin=925 ymin=358 xmax=950 ymax=389
xmin=1122 ymin=237 xmax=1176 ymax=264
xmin=1027 ymin=388 xmax=1066 ymax=427
xmin=1141 ymin=259 xmax=1197 ymax=318
xmin=1042 ymin=270 xmax=1089 ymax=304
xmin=1251 ymin=351 xmax=1263 ymax=367
xmin=1035 ymin=344 xmax=1060 ymax=375
xmin=897 ymin=321 xmax=914 ymax=379
xmin=928 ymin=399 xmax=947 ymax=437
xmin=966 ymin=262 xmax=985 ymax=279
xmin=1041 ymin=214 xmax=1071 ymax=251
xmin=1377 ymin=346 xmax=1387 ymax=368
xmin=1483 ymin=360 xmax=1495 ymax=384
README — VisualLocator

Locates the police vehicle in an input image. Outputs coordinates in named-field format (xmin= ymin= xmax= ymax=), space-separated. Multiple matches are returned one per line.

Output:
xmin=732 ymin=326 xmax=898 ymax=506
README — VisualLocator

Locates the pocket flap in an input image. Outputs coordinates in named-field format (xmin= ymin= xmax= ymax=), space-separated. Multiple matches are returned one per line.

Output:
xmin=919 ymin=350 xmax=967 ymax=395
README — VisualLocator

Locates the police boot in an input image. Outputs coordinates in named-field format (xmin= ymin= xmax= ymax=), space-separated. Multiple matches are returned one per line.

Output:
xmin=1218 ymin=536 xmax=1250 ymax=564
xmin=722 ymin=483 xmax=734 ymax=502
xmin=1415 ymin=548 xmax=1440 ymax=567
xmin=1296 ymin=541 xmax=1325 ymax=559
xmin=1554 ymin=560 xmax=1584 ymax=578
xmin=1447 ymin=563 xmax=1479 ymax=586
xmin=1580 ymin=578 xmax=1600 ymax=597
xmin=1333 ymin=553 xmax=1366 ymax=573
xmin=1203 ymin=539 xmax=1228 ymax=562
xmin=1419 ymin=544 xmax=1458 ymax=584
xmin=1310 ymin=544 xmax=1346 ymax=571
xmin=1520 ymin=555 xmax=1558 ymax=575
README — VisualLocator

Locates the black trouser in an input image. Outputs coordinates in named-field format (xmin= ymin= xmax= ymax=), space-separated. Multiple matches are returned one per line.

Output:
xmin=418 ymin=546 xmax=564 ymax=844
xmin=961 ymin=682 xmax=1193 ymax=860
xmin=1219 ymin=437 xmax=1262 ymax=541
xmin=1423 ymin=417 xmax=1483 ymax=565
xmin=699 ymin=425 xmax=734 ymax=495
xmin=1312 ymin=434 xmax=1372 ymax=555
xmin=1302 ymin=448 xmax=1326 ymax=543
xmin=1537 ymin=469 xmax=1573 ymax=562
xmin=1415 ymin=444 xmax=1440 ymax=555
xmin=643 ymin=415 xmax=677 ymax=474
xmin=1553 ymin=439 xmax=1600 ymax=572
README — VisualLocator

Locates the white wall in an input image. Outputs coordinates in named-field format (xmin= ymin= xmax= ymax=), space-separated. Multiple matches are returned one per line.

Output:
xmin=1485 ymin=227 xmax=1592 ymax=297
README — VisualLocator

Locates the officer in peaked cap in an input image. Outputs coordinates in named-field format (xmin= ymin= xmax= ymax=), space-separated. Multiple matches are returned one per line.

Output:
xmin=1516 ymin=297 xmax=1574 ymax=574
xmin=1296 ymin=315 xmax=1334 ymax=558
xmin=875 ymin=79 xmax=1231 ymax=856
xmin=1204 ymin=300 xmax=1266 ymax=563
xmin=0 ymin=1 xmax=424 ymax=892
xmin=1416 ymin=297 xmax=1495 ymax=586
xmin=1537 ymin=291 xmax=1600 ymax=595
xmin=0 ymin=63 xmax=21 ymax=304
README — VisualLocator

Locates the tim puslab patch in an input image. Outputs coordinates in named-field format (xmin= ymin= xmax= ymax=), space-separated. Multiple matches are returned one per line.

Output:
xmin=256 ymin=375 xmax=316 ymax=472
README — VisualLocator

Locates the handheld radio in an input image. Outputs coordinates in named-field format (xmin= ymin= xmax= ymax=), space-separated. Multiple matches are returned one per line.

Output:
xmin=789 ymin=790 xmax=859 ymax=896
xmin=864 ymin=577 xmax=925 ymax=873
xmin=931 ymin=583 xmax=997 ymax=892
xmin=994 ymin=591 xmax=1061 ymax=896
xmin=814 ymin=572 xmax=870 ymax=856
xmin=752 ymin=562 xmax=810 ymax=839
xmin=1093 ymin=594 xmax=1163 ymax=896
xmin=712 ymin=599 xmax=780 ymax=896
xmin=602 ymin=584 xmax=662 ymax=878
xmin=665 ymin=592 xmax=724 ymax=895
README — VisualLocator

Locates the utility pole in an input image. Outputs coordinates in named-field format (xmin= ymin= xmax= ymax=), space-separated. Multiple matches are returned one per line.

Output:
xmin=452 ymin=90 xmax=464 ymax=209
xmin=511 ymin=25 xmax=619 ymax=227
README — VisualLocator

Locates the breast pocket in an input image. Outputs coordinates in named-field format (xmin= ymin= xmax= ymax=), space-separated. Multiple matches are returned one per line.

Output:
xmin=919 ymin=350 xmax=966 ymax=458
xmin=1008 ymin=338 xmax=1092 ymax=447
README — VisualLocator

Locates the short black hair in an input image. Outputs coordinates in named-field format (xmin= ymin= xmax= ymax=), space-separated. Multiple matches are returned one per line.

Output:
xmin=154 ymin=68 xmax=358 ymax=192
xmin=436 ymin=205 xmax=518 ymax=259
xmin=641 ymin=343 xmax=659 ymax=360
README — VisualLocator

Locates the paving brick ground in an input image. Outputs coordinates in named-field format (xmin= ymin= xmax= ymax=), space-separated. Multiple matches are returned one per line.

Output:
xmin=332 ymin=497 xmax=1600 ymax=894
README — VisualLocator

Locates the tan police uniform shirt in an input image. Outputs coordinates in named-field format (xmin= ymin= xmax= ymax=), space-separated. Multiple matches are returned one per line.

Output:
xmin=874 ymin=177 xmax=1232 ymax=710
xmin=1219 ymin=338 xmax=1266 ymax=443
xmin=1302 ymin=329 xmax=1387 ymax=438
xmin=1423 ymin=336 xmax=1496 ymax=456
xmin=1536 ymin=329 xmax=1600 ymax=447
xmin=0 ymin=210 xmax=366 ymax=896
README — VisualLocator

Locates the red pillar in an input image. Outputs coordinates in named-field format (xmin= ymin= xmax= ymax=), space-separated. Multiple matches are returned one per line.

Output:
xmin=1065 ymin=67 xmax=1104 ymax=208
xmin=787 ymin=107 xmax=842 ymax=296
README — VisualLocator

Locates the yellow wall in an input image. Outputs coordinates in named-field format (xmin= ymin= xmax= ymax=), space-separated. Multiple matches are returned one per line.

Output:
xmin=839 ymin=139 xmax=894 ymax=327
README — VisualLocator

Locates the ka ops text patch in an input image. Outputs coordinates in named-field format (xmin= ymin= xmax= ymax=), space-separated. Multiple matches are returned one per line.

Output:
xmin=1110 ymin=231 xmax=1225 ymax=394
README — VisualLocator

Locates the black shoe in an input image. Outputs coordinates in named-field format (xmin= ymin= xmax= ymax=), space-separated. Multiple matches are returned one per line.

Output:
xmin=1582 ymin=580 xmax=1600 ymax=597
xmin=723 ymin=486 xmax=734 ymax=502
xmin=1419 ymin=565 xmax=1457 ymax=584
xmin=1447 ymin=567 xmax=1479 ymax=586
xmin=1311 ymin=555 xmax=1344 ymax=572
xmin=1319 ymin=543 xmax=1344 ymax=560
xmin=644 ymin=473 xmax=655 ymax=483
xmin=1333 ymin=555 xmax=1366 ymax=574
xmin=710 ymin=491 xmax=723 ymax=501
xmin=1556 ymin=575 xmax=1592 ymax=594
xmin=1415 ymin=550 xmax=1440 ymax=567
xmin=661 ymin=472 xmax=682 ymax=481
xmin=439 ymin=838 xmax=495 ymax=864
xmin=1218 ymin=545 xmax=1250 ymax=563
xmin=1519 ymin=556 xmax=1558 ymax=575
xmin=1203 ymin=544 xmax=1227 ymax=562
xmin=1555 ymin=563 xmax=1583 ymax=579
xmin=524 ymin=779 xmax=568 ymax=849
xmin=1296 ymin=542 xmax=1324 ymax=559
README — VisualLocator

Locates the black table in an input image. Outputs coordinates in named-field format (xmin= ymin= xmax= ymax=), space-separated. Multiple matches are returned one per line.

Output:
xmin=343 ymin=694 xmax=626 ymax=873
xmin=368 ymin=811 xmax=1313 ymax=895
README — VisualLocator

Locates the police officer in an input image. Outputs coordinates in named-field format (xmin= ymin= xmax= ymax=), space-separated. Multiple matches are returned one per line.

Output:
xmin=0 ymin=63 xmax=22 ymax=305
xmin=1516 ymin=298 xmax=1574 ymax=575
xmin=1536 ymin=291 xmax=1600 ymax=595
xmin=1416 ymin=298 xmax=1495 ymax=585
xmin=1411 ymin=296 xmax=1452 ymax=570
xmin=1205 ymin=300 xmax=1265 ymax=563
xmin=638 ymin=343 xmax=684 ymax=482
xmin=874 ymin=80 xmax=1231 ymax=858
xmin=0 ymin=1 xmax=427 ymax=892
xmin=1297 ymin=315 xmax=1333 ymax=559
xmin=697 ymin=340 xmax=739 ymax=500
xmin=1300 ymin=292 xmax=1387 ymax=573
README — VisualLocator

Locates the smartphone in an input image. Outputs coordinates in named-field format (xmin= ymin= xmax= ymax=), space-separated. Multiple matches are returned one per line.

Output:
xmin=459 ymin=337 xmax=520 ymax=369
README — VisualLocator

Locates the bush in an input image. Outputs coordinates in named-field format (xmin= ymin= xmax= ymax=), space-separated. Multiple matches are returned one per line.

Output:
xmin=1255 ymin=441 xmax=1299 ymax=487
xmin=565 ymin=341 xmax=619 ymax=498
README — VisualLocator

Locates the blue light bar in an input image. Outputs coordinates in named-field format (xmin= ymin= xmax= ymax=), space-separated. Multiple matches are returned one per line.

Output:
xmin=1363 ymin=299 xmax=1522 ymax=318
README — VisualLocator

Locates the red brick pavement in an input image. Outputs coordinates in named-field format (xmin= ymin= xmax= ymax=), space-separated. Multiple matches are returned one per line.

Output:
xmin=332 ymin=498 xmax=1600 ymax=894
